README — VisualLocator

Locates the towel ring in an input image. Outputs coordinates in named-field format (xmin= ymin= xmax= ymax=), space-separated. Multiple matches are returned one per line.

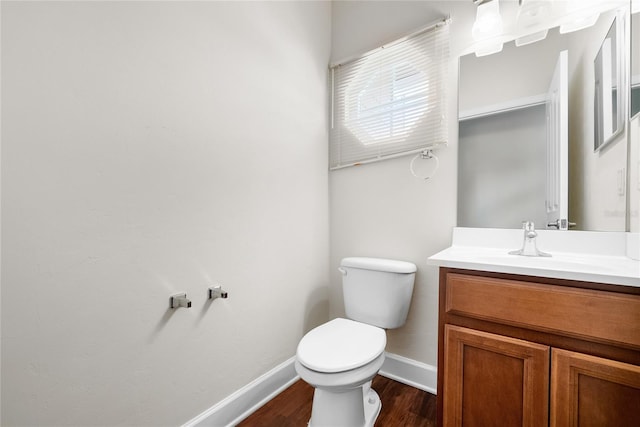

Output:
xmin=410 ymin=150 xmax=439 ymax=181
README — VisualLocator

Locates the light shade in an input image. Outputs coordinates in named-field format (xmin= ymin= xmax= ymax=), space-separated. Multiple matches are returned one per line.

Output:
xmin=515 ymin=29 xmax=549 ymax=47
xmin=559 ymin=12 xmax=601 ymax=34
xmin=516 ymin=0 xmax=552 ymax=32
xmin=472 ymin=0 xmax=503 ymax=40
xmin=559 ymin=0 xmax=603 ymax=34
xmin=475 ymin=41 xmax=504 ymax=57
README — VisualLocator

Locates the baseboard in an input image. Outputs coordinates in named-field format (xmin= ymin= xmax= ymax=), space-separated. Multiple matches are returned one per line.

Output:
xmin=183 ymin=356 xmax=299 ymax=427
xmin=379 ymin=352 xmax=437 ymax=395
xmin=184 ymin=352 xmax=437 ymax=426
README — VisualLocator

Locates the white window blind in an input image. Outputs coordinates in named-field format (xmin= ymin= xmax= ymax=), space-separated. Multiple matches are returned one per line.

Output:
xmin=329 ymin=19 xmax=450 ymax=170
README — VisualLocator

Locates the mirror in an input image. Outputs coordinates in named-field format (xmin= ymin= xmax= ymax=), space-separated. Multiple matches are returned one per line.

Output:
xmin=458 ymin=7 xmax=629 ymax=232
xmin=594 ymin=16 xmax=624 ymax=150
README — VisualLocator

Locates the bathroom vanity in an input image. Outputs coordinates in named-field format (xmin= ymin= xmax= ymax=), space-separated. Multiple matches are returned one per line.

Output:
xmin=429 ymin=228 xmax=640 ymax=427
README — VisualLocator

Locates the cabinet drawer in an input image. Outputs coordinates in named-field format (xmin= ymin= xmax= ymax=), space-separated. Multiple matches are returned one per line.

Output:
xmin=445 ymin=273 xmax=640 ymax=349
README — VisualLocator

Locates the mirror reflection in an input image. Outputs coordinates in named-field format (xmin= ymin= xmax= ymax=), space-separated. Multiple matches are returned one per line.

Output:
xmin=458 ymin=8 xmax=628 ymax=232
xmin=594 ymin=16 xmax=623 ymax=150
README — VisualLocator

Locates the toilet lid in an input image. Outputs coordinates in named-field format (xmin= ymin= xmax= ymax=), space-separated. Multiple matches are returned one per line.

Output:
xmin=296 ymin=318 xmax=386 ymax=373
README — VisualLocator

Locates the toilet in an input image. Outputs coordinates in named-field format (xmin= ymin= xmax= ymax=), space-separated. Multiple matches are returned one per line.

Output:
xmin=295 ymin=257 xmax=417 ymax=427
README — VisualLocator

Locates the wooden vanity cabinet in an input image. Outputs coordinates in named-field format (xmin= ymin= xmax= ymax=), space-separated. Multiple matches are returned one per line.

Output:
xmin=437 ymin=268 xmax=640 ymax=427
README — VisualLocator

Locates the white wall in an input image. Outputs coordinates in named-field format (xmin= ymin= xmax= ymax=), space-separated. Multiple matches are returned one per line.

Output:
xmin=330 ymin=1 xmax=475 ymax=367
xmin=1 ymin=1 xmax=330 ymax=425
xmin=632 ymin=11 xmax=640 ymax=80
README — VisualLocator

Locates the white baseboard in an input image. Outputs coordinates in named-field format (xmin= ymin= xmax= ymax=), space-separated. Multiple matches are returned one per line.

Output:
xmin=183 ymin=356 xmax=299 ymax=427
xmin=379 ymin=352 xmax=437 ymax=395
xmin=184 ymin=352 xmax=437 ymax=426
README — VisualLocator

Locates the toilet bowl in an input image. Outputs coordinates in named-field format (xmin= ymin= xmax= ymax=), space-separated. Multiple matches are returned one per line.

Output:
xmin=295 ymin=318 xmax=386 ymax=427
xmin=295 ymin=257 xmax=417 ymax=427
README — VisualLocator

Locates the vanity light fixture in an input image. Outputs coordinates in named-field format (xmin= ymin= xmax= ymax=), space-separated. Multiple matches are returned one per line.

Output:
xmin=559 ymin=13 xmax=601 ymax=34
xmin=515 ymin=30 xmax=548 ymax=47
xmin=514 ymin=0 xmax=551 ymax=46
xmin=472 ymin=0 xmax=504 ymax=40
xmin=472 ymin=0 xmax=504 ymax=56
xmin=559 ymin=0 xmax=601 ymax=34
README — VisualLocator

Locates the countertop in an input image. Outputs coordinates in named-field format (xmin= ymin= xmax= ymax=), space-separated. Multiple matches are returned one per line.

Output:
xmin=428 ymin=228 xmax=640 ymax=287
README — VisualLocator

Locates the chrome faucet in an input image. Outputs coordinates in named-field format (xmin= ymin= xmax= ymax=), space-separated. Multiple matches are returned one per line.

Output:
xmin=509 ymin=221 xmax=551 ymax=257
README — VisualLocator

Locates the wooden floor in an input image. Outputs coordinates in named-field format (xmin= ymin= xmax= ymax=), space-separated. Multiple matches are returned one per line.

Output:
xmin=237 ymin=375 xmax=436 ymax=426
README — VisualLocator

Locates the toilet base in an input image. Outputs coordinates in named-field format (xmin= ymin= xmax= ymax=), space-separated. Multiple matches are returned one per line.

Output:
xmin=363 ymin=387 xmax=382 ymax=427
xmin=295 ymin=352 xmax=385 ymax=427
xmin=308 ymin=383 xmax=381 ymax=427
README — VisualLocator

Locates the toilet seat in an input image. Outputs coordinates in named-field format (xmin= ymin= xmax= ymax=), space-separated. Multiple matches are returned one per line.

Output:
xmin=296 ymin=318 xmax=386 ymax=373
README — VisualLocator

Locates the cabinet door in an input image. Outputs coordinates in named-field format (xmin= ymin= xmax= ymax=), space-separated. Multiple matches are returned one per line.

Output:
xmin=443 ymin=325 xmax=550 ymax=427
xmin=551 ymin=348 xmax=640 ymax=427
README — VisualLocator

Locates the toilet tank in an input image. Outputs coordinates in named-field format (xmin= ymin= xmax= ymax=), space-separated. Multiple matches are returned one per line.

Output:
xmin=340 ymin=257 xmax=416 ymax=329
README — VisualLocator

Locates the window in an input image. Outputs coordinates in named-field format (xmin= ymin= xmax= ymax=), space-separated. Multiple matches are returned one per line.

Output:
xmin=329 ymin=20 xmax=450 ymax=170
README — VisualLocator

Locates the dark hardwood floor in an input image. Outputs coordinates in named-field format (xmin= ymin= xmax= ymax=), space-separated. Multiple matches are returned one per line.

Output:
xmin=237 ymin=375 xmax=436 ymax=426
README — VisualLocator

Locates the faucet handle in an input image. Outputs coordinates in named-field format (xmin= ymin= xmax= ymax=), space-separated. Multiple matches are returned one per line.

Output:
xmin=521 ymin=221 xmax=537 ymax=238
xmin=547 ymin=219 xmax=577 ymax=230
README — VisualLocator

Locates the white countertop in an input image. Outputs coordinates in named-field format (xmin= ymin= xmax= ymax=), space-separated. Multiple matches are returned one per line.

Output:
xmin=428 ymin=228 xmax=640 ymax=287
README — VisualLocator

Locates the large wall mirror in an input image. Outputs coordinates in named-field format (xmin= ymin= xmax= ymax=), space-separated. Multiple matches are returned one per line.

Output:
xmin=458 ymin=4 xmax=631 ymax=232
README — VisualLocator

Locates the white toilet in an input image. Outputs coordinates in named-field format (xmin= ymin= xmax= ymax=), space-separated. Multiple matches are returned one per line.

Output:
xmin=295 ymin=257 xmax=416 ymax=427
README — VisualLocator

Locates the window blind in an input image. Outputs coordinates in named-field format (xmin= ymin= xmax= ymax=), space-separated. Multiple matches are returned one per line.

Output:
xmin=329 ymin=19 xmax=450 ymax=170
